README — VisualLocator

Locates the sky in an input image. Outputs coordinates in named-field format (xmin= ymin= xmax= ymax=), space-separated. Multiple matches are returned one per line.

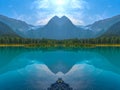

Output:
xmin=0 ymin=0 xmax=120 ymax=25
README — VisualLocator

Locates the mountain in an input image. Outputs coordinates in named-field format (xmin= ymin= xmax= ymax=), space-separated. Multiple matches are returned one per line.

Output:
xmin=27 ymin=16 xmax=94 ymax=40
xmin=0 ymin=21 xmax=20 ymax=37
xmin=0 ymin=15 xmax=34 ymax=37
xmin=101 ymin=21 xmax=120 ymax=37
xmin=1 ymin=14 xmax=120 ymax=39
xmin=87 ymin=15 xmax=120 ymax=36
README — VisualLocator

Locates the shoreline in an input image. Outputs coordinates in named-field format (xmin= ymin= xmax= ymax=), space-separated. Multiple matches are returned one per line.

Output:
xmin=0 ymin=44 xmax=120 ymax=48
xmin=0 ymin=44 xmax=24 ymax=47
xmin=95 ymin=44 xmax=120 ymax=47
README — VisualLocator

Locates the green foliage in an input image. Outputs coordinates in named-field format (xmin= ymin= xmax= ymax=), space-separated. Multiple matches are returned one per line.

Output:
xmin=0 ymin=36 xmax=120 ymax=48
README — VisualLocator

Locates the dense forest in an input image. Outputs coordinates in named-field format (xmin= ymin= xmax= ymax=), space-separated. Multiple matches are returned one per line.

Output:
xmin=0 ymin=36 xmax=120 ymax=47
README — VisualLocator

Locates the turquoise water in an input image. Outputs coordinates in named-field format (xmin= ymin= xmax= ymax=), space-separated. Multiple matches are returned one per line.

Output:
xmin=0 ymin=47 xmax=120 ymax=90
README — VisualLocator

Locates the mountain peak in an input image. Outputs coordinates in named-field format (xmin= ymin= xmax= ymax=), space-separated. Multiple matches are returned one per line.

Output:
xmin=61 ymin=16 xmax=68 ymax=19
xmin=48 ymin=16 xmax=73 ymax=26
xmin=52 ymin=16 xmax=60 ymax=19
xmin=51 ymin=16 xmax=69 ymax=21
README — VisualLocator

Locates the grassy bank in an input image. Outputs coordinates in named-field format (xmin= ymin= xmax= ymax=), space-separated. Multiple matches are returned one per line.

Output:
xmin=95 ymin=44 xmax=120 ymax=47
xmin=0 ymin=44 xmax=25 ymax=47
xmin=0 ymin=44 xmax=120 ymax=48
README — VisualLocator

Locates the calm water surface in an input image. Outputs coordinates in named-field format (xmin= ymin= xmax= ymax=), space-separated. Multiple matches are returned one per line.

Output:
xmin=0 ymin=47 xmax=120 ymax=90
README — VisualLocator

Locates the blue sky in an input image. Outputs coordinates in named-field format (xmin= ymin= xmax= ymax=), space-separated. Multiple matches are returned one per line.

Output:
xmin=0 ymin=0 xmax=120 ymax=25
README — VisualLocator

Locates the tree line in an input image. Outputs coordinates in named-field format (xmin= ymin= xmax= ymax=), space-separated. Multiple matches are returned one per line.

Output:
xmin=0 ymin=36 xmax=120 ymax=45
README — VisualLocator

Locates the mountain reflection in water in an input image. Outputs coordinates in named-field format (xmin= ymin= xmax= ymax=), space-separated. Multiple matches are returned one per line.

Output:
xmin=0 ymin=47 xmax=120 ymax=90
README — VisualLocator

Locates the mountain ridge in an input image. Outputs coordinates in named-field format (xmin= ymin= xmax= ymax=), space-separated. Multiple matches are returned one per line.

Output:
xmin=101 ymin=21 xmax=120 ymax=37
xmin=0 ymin=15 xmax=34 ymax=37
xmin=1 ymin=14 xmax=120 ymax=39
xmin=87 ymin=15 xmax=120 ymax=32
xmin=27 ymin=16 xmax=94 ymax=40
xmin=0 ymin=21 xmax=20 ymax=37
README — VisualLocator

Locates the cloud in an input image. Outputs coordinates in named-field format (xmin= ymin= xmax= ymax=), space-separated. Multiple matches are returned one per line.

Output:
xmin=31 ymin=0 xmax=89 ymax=25
xmin=33 ymin=0 xmax=49 ymax=9
xmin=13 ymin=0 xmax=106 ymax=26
xmin=35 ymin=17 xmax=51 ymax=25
xmin=13 ymin=11 xmax=33 ymax=24
xmin=86 ymin=13 xmax=108 ymax=24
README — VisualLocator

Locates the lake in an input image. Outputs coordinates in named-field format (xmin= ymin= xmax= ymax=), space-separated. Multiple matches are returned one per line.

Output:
xmin=0 ymin=47 xmax=120 ymax=90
